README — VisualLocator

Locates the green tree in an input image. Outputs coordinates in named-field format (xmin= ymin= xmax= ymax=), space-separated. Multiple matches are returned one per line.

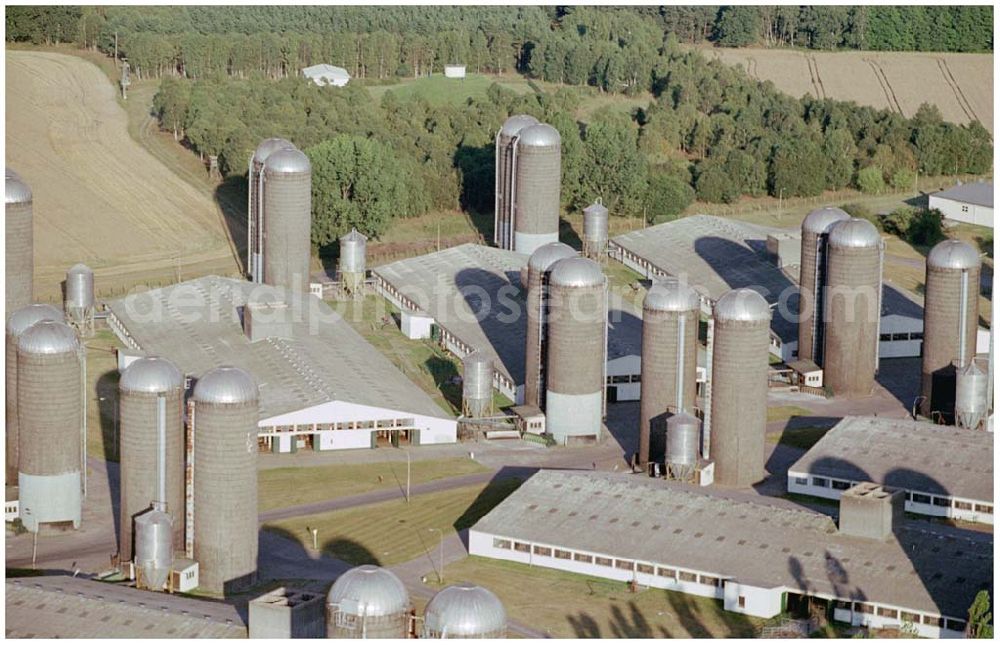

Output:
xmin=769 ymin=138 xmax=827 ymax=198
xmin=855 ymin=165 xmax=885 ymax=194
xmin=907 ymin=208 xmax=945 ymax=247
xmin=694 ymin=159 xmax=740 ymax=203
xmin=715 ymin=6 xmax=761 ymax=47
xmin=580 ymin=111 xmax=648 ymax=216
xmin=645 ymin=172 xmax=694 ymax=223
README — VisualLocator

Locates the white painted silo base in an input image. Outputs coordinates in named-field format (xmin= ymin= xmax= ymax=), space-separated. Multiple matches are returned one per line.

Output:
xmin=545 ymin=390 xmax=602 ymax=444
xmin=18 ymin=471 xmax=82 ymax=531
xmin=514 ymin=231 xmax=559 ymax=257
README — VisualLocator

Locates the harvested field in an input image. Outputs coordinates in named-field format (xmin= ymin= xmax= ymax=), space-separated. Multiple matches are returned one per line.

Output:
xmin=706 ymin=47 xmax=993 ymax=133
xmin=5 ymin=50 xmax=240 ymax=302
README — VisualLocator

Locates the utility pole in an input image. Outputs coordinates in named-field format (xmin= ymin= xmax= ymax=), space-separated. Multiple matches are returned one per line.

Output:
xmin=114 ymin=31 xmax=118 ymax=68
xmin=428 ymin=528 xmax=444 ymax=583
xmin=405 ymin=449 xmax=411 ymax=503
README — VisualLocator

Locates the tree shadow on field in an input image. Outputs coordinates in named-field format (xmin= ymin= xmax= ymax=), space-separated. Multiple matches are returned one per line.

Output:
xmin=453 ymin=144 xmax=495 ymax=241
xmin=95 ymin=369 xmax=122 ymax=544
xmin=424 ymin=355 xmax=462 ymax=412
xmin=213 ymin=174 xmax=250 ymax=276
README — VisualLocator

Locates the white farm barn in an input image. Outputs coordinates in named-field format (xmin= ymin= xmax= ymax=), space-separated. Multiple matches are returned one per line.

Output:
xmin=301 ymin=64 xmax=351 ymax=87
xmin=928 ymin=181 xmax=993 ymax=228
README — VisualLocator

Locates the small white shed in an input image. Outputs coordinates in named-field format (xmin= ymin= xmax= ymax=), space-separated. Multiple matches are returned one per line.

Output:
xmin=444 ymin=64 xmax=467 ymax=79
xmin=301 ymin=64 xmax=351 ymax=87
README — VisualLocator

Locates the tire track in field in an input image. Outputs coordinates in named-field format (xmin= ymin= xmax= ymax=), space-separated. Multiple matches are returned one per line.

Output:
xmin=807 ymin=55 xmax=827 ymax=99
xmin=936 ymin=57 xmax=979 ymax=123
xmin=863 ymin=57 xmax=903 ymax=114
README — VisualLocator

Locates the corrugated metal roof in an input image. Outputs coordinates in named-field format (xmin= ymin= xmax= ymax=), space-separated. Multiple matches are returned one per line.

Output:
xmin=788 ymin=415 xmax=993 ymax=503
xmin=931 ymin=182 xmax=993 ymax=208
xmin=472 ymin=470 xmax=992 ymax=619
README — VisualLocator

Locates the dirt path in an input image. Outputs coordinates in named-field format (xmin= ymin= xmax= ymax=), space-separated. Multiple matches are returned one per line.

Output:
xmin=5 ymin=50 xmax=239 ymax=301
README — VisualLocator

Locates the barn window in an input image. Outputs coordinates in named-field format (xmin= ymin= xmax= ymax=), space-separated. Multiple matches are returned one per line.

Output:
xmin=594 ymin=556 xmax=613 ymax=568
xmin=533 ymin=546 xmax=552 ymax=557
xmin=492 ymin=538 xmax=511 ymax=550
xmin=574 ymin=553 xmax=593 ymax=563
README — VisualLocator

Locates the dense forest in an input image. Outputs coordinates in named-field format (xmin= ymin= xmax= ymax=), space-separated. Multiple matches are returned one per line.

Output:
xmin=7 ymin=6 xmax=993 ymax=86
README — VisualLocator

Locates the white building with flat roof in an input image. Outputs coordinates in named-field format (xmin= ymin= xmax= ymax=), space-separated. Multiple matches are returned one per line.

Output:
xmin=928 ymin=182 xmax=993 ymax=228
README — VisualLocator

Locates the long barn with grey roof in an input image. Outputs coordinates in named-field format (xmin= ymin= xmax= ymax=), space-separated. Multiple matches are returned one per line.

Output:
xmin=787 ymin=416 xmax=994 ymax=525
xmin=470 ymin=469 xmax=991 ymax=638
xmin=106 ymin=276 xmax=456 ymax=453
xmin=372 ymin=243 xmax=648 ymax=404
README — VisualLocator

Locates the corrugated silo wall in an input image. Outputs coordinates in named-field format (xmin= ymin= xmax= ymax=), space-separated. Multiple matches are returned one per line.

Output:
xmin=639 ymin=308 xmax=698 ymax=466
xmin=119 ymin=389 xmax=186 ymax=562
xmin=921 ymin=263 xmax=980 ymax=417
xmin=193 ymin=399 xmax=259 ymax=595
xmin=495 ymin=132 xmax=515 ymax=249
xmin=5 ymin=332 xmax=20 ymax=484
xmin=513 ymin=143 xmax=560 ymax=254
xmin=710 ymin=317 xmax=768 ymax=488
xmin=17 ymin=348 xmax=82 ymax=529
xmin=263 ymin=169 xmax=312 ymax=293
xmin=6 ymin=199 xmax=33 ymax=315
xmin=797 ymin=231 xmax=821 ymax=364
xmin=249 ymin=160 xmax=264 ymax=278
xmin=545 ymin=282 xmax=606 ymax=441
xmin=823 ymin=245 xmax=881 ymax=398
xmin=523 ymin=265 xmax=545 ymax=409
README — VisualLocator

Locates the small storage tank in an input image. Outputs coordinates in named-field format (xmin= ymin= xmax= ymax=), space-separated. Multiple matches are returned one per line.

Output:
xmin=462 ymin=351 xmax=494 ymax=419
xmin=524 ymin=242 xmax=578 ymax=409
xmin=582 ymin=200 xmax=609 ymax=261
xmin=545 ymin=257 xmax=607 ymax=444
xmin=5 ymin=304 xmax=65 ymax=484
xmin=339 ymin=229 xmax=368 ymax=297
xmin=822 ymin=218 xmax=883 ymax=398
xmin=513 ymin=124 xmax=561 ymax=256
xmin=16 ymin=320 xmax=83 ymax=531
xmin=326 ymin=565 xmax=411 ymax=638
xmin=955 ymin=358 xmax=989 ymax=430
xmin=192 ymin=366 xmax=260 ymax=595
xmin=64 ymin=263 xmax=96 ymax=336
xmin=666 ymin=411 xmax=701 ymax=480
xmin=495 ymin=115 xmax=539 ymax=250
xmin=248 ymin=138 xmax=296 ymax=282
xmin=6 ymin=175 xmax=34 ymax=315
xmin=422 ymin=583 xmax=507 ymax=639
xmin=119 ymin=357 xmax=185 ymax=563
xmin=134 ymin=509 xmax=174 ymax=591
xmin=798 ymin=206 xmax=849 ymax=364
xmin=920 ymin=239 xmax=981 ymax=418
xmin=709 ymin=289 xmax=770 ymax=488
xmin=639 ymin=278 xmax=699 ymax=468
xmin=263 ymin=148 xmax=312 ymax=295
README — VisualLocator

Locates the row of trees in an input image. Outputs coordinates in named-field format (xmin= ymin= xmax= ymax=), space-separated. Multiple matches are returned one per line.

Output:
xmin=8 ymin=7 xmax=992 ymax=86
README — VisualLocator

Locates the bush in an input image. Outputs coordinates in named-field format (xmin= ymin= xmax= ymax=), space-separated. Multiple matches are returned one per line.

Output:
xmin=890 ymin=168 xmax=915 ymax=190
xmin=645 ymin=172 xmax=695 ymax=223
xmin=856 ymin=166 xmax=885 ymax=194
xmin=881 ymin=206 xmax=915 ymax=237
xmin=907 ymin=208 xmax=946 ymax=247
xmin=840 ymin=202 xmax=884 ymax=231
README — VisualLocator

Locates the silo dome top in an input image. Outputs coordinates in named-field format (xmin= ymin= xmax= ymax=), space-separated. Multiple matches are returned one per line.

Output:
xmin=134 ymin=507 xmax=173 ymax=530
xmin=583 ymin=201 xmax=609 ymax=218
xmin=960 ymin=358 xmax=985 ymax=377
xmin=193 ymin=366 xmax=258 ymax=404
xmin=549 ymin=256 xmax=605 ymax=288
xmin=340 ymin=228 xmax=367 ymax=243
xmin=6 ymin=177 xmax=32 ymax=204
xmin=667 ymin=410 xmax=700 ymax=427
xmin=252 ymin=137 xmax=295 ymax=163
xmin=828 ymin=218 xmax=881 ymax=248
xmin=463 ymin=350 xmax=491 ymax=368
xmin=120 ymin=357 xmax=184 ymax=394
xmin=17 ymin=320 xmax=79 ymax=355
xmin=67 ymin=263 xmax=93 ymax=276
xmin=6 ymin=168 xmax=21 ymax=181
xmin=528 ymin=242 xmax=577 ymax=273
xmin=326 ymin=565 xmax=410 ymax=617
xmin=714 ymin=288 xmax=771 ymax=323
xmin=423 ymin=583 xmax=507 ymax=638
xmin=499 ymin=114 xmax=539 ymax=137
xmin=801 ymin=206 xmax=850 ymax=235
xmin=644 ymin=278 xmax=699 ymax=313
xmin=517 ymin=123 xmax=561 ymax=147
xmin=927 ymin=239 xmax=980 ymax=270
xmin=6 ymin=304 xmax=64 ymax=337
xmin=264 ymin=148 xmax=311 ymax=174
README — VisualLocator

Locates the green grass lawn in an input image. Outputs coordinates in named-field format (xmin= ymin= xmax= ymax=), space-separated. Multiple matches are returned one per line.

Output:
xmin=258 ymin=457 xmax=488 ymax=511
xmin=430 ymin=556 xmax=763 ymax=638
xmin=263 ymin=477 xmax=522 ymax=566
xmin=766 ymin=427 xmax=829 ymax=451
xmin=766 ymin=405 xmax=814 ymax=423
xmin=365 ymin=72 xmax=533 ymax=107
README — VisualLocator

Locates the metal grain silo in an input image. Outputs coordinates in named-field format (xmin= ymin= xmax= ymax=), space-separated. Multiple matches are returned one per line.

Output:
xmin=512 ymin=124 xmax=561 ymax=256
xmin=798 ymin=207 xmax=850 ymax=364
xmin=326 ymin=565 xmax=411 ymax=638
xmin=639 ymin=278 xmax=699 ymax=468
xmin=955 ymin=358 xmax=988 ymax=430
xmin=920 ymin=239 xmax=981 ymax=418
xmin=709 ymin=289 xmax=770 ymax=488
xmin=494 ymin=115 xmax=539 ymax=250
xmin=462 ymin=351 xmax=494 ymax=419
xmin=64 ymin=263 xmax=96 ymax=337
xmin=666 ymin=411 xmax=701 ymax=481
xmin=263 ymin=148 xmax=312 ymax=294
xmin=248 ymin=138 xmax=296 ymax=282
xmin=134 ymin=509 xmax=174 ymax=591
xmin=524 ymin=242 xmax=578 ymax=409
xmin=582 ymin=200 xmax=609 ymax=261
xmin=5 ymin=304 xmax=64 ymax=484
xmin=339 ymin=229 xmax=368 ymax=298
xmin=119 ymin=357 xmax=185 ymax=563
xmin=6 ymin=175 xmax=34 ymax=316
xmin=822 ymin=218 xmax=883 ymax=398
xmin=191 ymin=366 xmax=259 ymax=595
xmin=545 ymin=257 xmax=607 ymax=444
xmin=421 ymin=583 xmax=507 ymax=639
xmin=16 ymin=320 xmax=84 ymax=532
